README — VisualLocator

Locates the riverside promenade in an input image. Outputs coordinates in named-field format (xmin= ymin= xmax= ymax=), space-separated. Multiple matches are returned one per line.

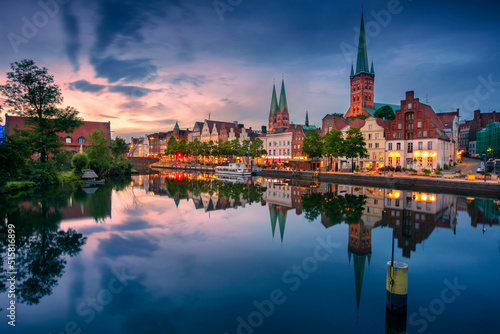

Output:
xmin=261 ymin=169 xmax=500 ymax=199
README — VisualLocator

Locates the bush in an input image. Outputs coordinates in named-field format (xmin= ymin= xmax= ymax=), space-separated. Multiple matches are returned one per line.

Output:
xmin=28 ymin=160 xmax=60 ymax=185
xmin=4 ymin=181 xmax=34 ymax=192
xmin=436 ymin=164 xmax=441 ymax=171
xmin=444 ymin=163 xmax=449 ymax=169
xmin=409 ymin=168 xmax=417 ymax=172
xmin=468 ymin=170 xmax=473 ymax=175
xmin=423 ymin=169 xmax=432 ymax=174
xmin=107 ymin=158 xmax=134 ymax=176
xmin=434 ymin=169 xmax=441 ymax=174
xmin=54 ymin=150 xmax=75 ymax=171
xmin=71 ymin=153 xmax=89 ymax=175
xmin=485 ymin=172 xmax=491 ymax=177
xmin=354 ymin=166 xmax=360 ymax=172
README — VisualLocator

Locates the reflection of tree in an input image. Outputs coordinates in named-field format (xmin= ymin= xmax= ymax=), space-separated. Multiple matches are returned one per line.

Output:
xmin=0 ymin=187 xmax=87 ymax=305
xmin=163 ymin=174 xmax=267 ymax=204
xmin=301 ymin=192 xmax=367 ymax=225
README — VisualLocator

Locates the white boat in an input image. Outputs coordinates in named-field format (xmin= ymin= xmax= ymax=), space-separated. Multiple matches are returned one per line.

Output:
xmin=215 ymin=163 xmax=253 ymax=176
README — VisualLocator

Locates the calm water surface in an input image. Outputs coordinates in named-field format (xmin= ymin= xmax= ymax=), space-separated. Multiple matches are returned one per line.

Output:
xmin=1 ymin=171 xmax=499 ymax=334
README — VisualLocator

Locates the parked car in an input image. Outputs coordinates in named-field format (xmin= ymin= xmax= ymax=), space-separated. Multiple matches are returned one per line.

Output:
xmin=477 ymin=166 xmax=485 ymax=173
xmin=486 ymin=161 xmax=494 ymax=172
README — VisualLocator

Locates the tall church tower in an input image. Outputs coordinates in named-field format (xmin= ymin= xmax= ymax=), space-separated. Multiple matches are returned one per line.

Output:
xmin=278 ymin=78 xmax=290 ymax=128
xmin=345 ymin=12 xmax=375 ymax=118
xmin=268 ymin=82 xmax=278 ymax=132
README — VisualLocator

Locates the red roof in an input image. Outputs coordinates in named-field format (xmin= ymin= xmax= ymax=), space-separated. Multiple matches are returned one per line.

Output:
xmin=436 ymin=112 xmax=457 ymax=129
xmin=421 ymin=103 xmax=445 ymax=131
xmin=375 ymin=118 xmax=391 ymax=131
xmin=347 ymin=118 xmax=365 ymax=128
xmin=5 ymin=115 xmax=111 ymax=147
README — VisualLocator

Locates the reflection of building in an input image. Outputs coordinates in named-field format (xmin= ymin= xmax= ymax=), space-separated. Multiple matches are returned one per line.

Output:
xmin=458 ymin=197 xmax=500 ymax=228
xmin=384 ymin=190 xmax=457 ymax=258
xmin=262 ymin=179 xmax=309 ymax=242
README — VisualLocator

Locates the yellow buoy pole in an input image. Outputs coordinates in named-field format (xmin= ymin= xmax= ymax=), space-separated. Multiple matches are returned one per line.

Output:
xmin=386 ymin=260 xmax=408 ymax=313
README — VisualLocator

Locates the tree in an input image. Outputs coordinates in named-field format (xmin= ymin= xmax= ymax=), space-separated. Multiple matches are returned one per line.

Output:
xmin=302 ymin=131 xmax=323 ymax=161
xmin=71 ymin=153 xmax=89 ymax=175
xmin=352 ymin=114 xmax=368 ymax=120
xmin=0 ymin=134 xmax=31 ymax=188
xmin=0 ymin=59 xmax=84 ymax=162
xmin=111 ymin=137 xmax=129 ymax=158
xmin=323 ymin=129 xmax=345 ymax=171
xmin=330 ymin=113 xmax=344 ymax=118
xmin=165 ymin=136 xmax=177 ymax=156
xmin=249 ymin=138 xmax=266 ymax=158
xmin=374 ymin=105 xmax=395 ymax=120
xmin=86 ymin=130 xmax=112 ymax=175
xmin=344 ymin=127 xmax=368 ymax=172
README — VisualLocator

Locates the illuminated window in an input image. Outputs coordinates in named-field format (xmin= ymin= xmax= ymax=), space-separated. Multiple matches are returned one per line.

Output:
xmin=64 ymin=136 xmax=72 ymax=144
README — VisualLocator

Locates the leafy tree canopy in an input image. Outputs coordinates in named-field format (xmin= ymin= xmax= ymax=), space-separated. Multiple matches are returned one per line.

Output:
xmin=111 ymin=137 xmax=129 ymax=158
xmin=0 ymin=59 xmax=84 ymax=162
xmin=374 ymin=105 xmax=395 ymax=120
xmin=302 ymin=130 xmax=324 ymax=160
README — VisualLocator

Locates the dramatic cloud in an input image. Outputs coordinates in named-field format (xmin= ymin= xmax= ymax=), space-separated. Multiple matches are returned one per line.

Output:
xmin=69 ymin=80 xmax=106 ymax=93
xmin=90 ymin=56 xmax=158 ymax=83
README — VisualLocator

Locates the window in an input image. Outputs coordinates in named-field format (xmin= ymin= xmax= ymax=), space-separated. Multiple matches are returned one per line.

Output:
xmin=408 ymin=103 xmax=412 ymax=109
xmin=396 ymin=143 xmax=401 ymax=150
xmin=423 ymin=131 xmax=427 ymax=138
xmin=417 ymin=131 xmax=421 ymax=138
xmin=395 ymin=200 xmax=400 ymax=207
xmin=418 ymin=158 xmax=423 ymax=167
xmin=428 ymin=142 xmax=433 ymax=149
xmin=418 ymin=142 xmax=423 ymax=150
xmin=78 ymin=137 xmax=85 ymax=144
xmin=408 ymin=143 xmax=413 ymax=150
xmin=387 ymin=198 xmax=392 ymax=206
xmin=417 ymin=121 xmax=422 ymax=128
xmin=396 ymin=157 xmax=401 ymax=165
xmin=380 ymin=152 xmax=384 ymax=160
xmin=375 ymin=143 xmax=379 ymax=148
xmin=368 ymin=134 xmax=372 ymax=140
xmin=368 ymin=125 xmax=373 ymax=130
xmin=368 ymin=143 xmax=372 ymax=148
xmin=427 ymin=157 xmax=433 ymax=166
xmin=375 ymin=133 xmax=379 ymax=139
xmin=398 ymin=132 xmax=402 ymax=139
xmin=415 ymin=223 xmax=420 ymax=229
xmin=373 ymin=153 xmax=377 ymax=160
xmin=421 ymin=214 xmax=425 ymax=220
xmin=64 ymin=136 xmax=72 ymax=144
xmin=388 ymin=143 xmax=393 ymax=150
xmin=392 ymin=133 xmax=396 ymax=139
xmin=398 ymin=123 xmax=402 ymax=130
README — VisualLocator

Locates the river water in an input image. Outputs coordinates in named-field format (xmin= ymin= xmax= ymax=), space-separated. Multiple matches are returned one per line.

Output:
xmin=1 ymin=171 xmax=499 ymax=334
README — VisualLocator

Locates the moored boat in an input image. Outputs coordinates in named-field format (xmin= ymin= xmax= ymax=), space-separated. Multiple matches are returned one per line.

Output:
xmin=215 ymin=163 xmax=253 ymax=176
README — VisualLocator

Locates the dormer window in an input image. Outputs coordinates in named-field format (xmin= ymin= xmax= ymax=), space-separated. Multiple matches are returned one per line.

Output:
xmin=64 ymin=136 xmax=72 ymax=144
xmin=78 ymin=136 xmax=86 ymax=144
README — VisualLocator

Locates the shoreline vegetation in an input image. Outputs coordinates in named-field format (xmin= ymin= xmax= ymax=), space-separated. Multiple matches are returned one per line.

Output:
xmin=0 ymin=60 xmax=133 ymax=194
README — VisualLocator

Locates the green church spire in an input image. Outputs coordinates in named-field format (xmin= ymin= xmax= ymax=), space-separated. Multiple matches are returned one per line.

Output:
xmin=350 ymin=62 xmax=354 ymax=76
xmin=355 ymin=12 xmax=369 ymax=74
xmin=174 ymin=121 xmax=180 ymax=130
xmin=270 ymin=83 xmax=278 ymax=116
xmin=370 ymin=60 xmax=374 ymax=74
xmin=278 ymin=78 xmax=288 ymax=114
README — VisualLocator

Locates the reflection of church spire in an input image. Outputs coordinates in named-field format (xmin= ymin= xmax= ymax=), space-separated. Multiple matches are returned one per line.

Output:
xmin=348 ymin=221 xmax=372 ymax=314
xmin=270 ymin=205 xmax=277 ymax=240
xmin=278 ymin=208 xmax=287 ymax=244
xmin=353 ymin=253 xmax=367 ymax=313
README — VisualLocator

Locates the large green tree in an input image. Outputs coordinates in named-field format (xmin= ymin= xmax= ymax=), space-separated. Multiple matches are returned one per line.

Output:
xmin=165 ymin=136 xmax=178 ymax=156
xmin=86 ymin=130 xmax=112 ymax=175
xmin=111 ymin=137 xmax=129 ymax=158
xmin=374 ymin=105 xmax=395 ymax=120
xmin=323 ymin=129 xmax=345 ymax=171
xmin=302 ymin=131 xmax=324 ymax=161
xmin=344 ymin=127 xmax=368 ymax=172
xmin=0 ymin=59 xmax=84 ymax=162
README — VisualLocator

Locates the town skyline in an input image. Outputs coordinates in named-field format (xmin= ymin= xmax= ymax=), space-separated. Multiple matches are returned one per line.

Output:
xmin=1 ymin=0 xmax=499 ymax=139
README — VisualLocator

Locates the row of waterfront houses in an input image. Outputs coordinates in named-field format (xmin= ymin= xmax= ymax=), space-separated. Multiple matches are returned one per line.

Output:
xmin=132 ymin=12 xmax=498 ymax=170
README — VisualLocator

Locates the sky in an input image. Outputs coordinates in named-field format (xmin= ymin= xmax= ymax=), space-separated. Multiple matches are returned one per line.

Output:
xmin=1 ymin=0 xmax=499 ymax=140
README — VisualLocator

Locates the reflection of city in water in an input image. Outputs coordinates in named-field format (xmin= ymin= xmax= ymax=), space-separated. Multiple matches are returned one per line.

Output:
xmin=140 ymin=171 xmax=499 ymax=256
xmin=1 ymin=173 xmax=499 ymax=334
